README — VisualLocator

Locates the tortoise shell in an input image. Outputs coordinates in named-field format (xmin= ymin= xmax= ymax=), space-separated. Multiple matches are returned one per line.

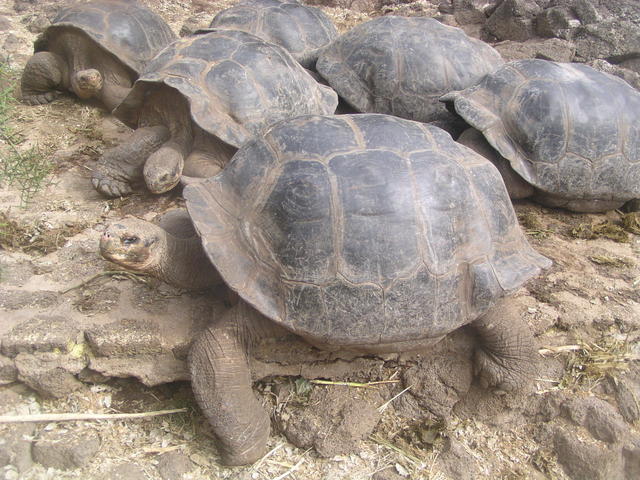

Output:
xmin=184 ymin=114 xmax=550 ymax=346
xmin=316 ymin=16 xmax=503 ymax=124
xmin=113 ymin=30 xmax=338 ymax=145
xmin=209 ymin=0 xmax=337 ymax=69
xmin=442 ymin=59 xmax=640 ymax=208
xmin=36 ymin=0 xmax=176 ymax=74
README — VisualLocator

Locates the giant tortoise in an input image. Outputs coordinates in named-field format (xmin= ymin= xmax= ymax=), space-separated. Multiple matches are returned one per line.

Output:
xmin=100 ymin=114 xmax=551 ymax=465
xmin=442 ymin=59 xmax=640 ymax=212
xmin=20 ymin=0 xmax=176 ymax=109
xmin=92 ymin=29 xmax=338 ymax=197
xmin=209 ymin=0 xmax=337 ymax=69
xmin=316 ymin=16 xmax=503 ymax=130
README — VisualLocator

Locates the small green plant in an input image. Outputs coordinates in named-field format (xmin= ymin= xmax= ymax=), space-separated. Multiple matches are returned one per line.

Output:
xmin=0 ymin=58 xmax=53 ymax=206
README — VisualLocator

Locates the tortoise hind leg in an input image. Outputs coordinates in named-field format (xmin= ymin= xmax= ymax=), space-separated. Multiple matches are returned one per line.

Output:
xmin=92 ymin=126 xmax=169 ymax=197
xmin=470 ymin=298 xmax=537 ymax=393
xmin=189 ymin=301 xmax=272 ymax=465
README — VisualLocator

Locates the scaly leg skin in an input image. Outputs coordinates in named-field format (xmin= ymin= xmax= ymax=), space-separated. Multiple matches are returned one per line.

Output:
xmin=188 ymin=301 xmax=272 ymax=466
xmin=21 ymin=52 xmax=67 ymax=105
xmin=99 ymin=81 xmax=133 ymax=113
xmin=92 ymin=126 xmax=169 ymax=198
xmin=470 ymin=298 xmax=537 ymax=394
xmin=179 ymin=150 xmax=225 ymax=186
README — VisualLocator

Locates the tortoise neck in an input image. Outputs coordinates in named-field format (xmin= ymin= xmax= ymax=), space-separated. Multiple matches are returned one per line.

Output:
xmin=159 ymin=231 xmax=222 ymax=290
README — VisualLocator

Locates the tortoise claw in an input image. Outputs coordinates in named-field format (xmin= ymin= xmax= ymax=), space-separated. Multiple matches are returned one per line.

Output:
xmin=92 ymin=176 xmax=133 ymax=198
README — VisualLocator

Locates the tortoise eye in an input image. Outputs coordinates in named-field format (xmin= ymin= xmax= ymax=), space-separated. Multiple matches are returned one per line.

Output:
xmin=122 ymin=236 xmax=139 ymax=246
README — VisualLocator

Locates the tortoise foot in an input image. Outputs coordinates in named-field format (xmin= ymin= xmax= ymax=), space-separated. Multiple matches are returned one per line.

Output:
xmin=91 ymin=174 xmax=133 ymax=198
xmin=22 ymin=91 xmax=60 ymax=105
xmin=473 ymin=347 xmax=534 ymax=393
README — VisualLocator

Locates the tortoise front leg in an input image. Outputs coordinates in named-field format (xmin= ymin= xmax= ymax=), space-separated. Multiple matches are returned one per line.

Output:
xmin=21 ymin=52 xmax=68 ymax=105
xmin=470 ymin=298 xmax=537 ymax=393
xmin=99 ymin=80 xmax=132 ymax=113
xmin=92 ymin=126 xmax=169 ymax=197
xmin=189 ymin=301 xmax=273 ymax=466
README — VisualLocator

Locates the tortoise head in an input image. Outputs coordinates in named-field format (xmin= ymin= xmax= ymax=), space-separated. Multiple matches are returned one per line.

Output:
xmin=100 ymin=217 xmax=165 ymax=273
xmin=143 ymin=144 xmax=185 ymax=194
xmin=72 ymin=69 xmax=104 ymax=99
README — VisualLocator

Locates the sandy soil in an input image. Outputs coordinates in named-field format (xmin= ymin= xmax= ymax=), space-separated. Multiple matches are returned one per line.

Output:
xmin=1 ymin=1 xmax=639 ymax=480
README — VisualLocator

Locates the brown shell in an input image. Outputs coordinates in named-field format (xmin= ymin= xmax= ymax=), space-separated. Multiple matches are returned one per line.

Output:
xmin=114 ymin=30 xmax=338 ymax=145
xmin=185 ymin=114 xmax=550 ymax=346
xmin=36 ymin=0 xmax=176 ymax=74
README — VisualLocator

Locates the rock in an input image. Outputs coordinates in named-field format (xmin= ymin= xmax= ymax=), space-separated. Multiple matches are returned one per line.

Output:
xmin=623 ymin=439 xmax=640 ymax=479
xmin=77 ymin=368 xmax=109 ymax=384
xmin=1 ymin=316 xmax=83 ymax=357
xmin=610 ymin=377 xmax=640 ymax=424
xmin=32 ymin=429 xmax=100 ymax=470
xmin=494 ymin=38 xmax=575 ymax=62
xmin=372 ymin=466 xmax=405 ymax=480
xmin=106 ymin=462 xmax=148 ymax=480
xmin=0 ymin=355 xmax=17 ymax=385
xmin=14 ymin=352 xmax=86 ymax=398
xmin=573 ymin=19 xmax=640 ymax=62
xmin=281 ymin=385 xmax=382 ymax=457
xmin=619 ymin=57 xmax=640 ymax=75
xmin=89 ymin=353 xmax=188 ymax=386
xmin=85 ymin=318 xmax=164 ymax=357
xmin=554 ymin=427 xmax=623 ymax=480
xmin=485 ymin=0 xmax=542 ymax=42
xmin=0 ymin=424 xmax=35 ymax=473
xmin=179 ymin=15 xmax=210 ymax=37
xmin=305 ymin=0 xmax=383 ymax=13
xmin=156 ymin=451 xmax=195 ymax=480
xmin=2 ymin=33 xmax=24 ymax=54
xmin=24 ymin=13 xmax=50 ymax=33
xmin=0 ymin=289 xmax=59 ymax=311
xmin=403 ymin=354 xmax=472 ymax=419
xmin=535 ymin=6 xmax=579 ymax=39
xmin=453 ymin=0 xmax=499 ymax=25
xmin=438 ymin=0 xmax=454 ymax=14
xmin=436 ymin=437 xmax=481 ymax=480
xmin=587 ymin=59 xmax=640 ymax=91
xmin=571 ymin=0 xmax=601 ymax=24
xmin=561 ymin=396 xmax=628 ymax=444
xmin=0 ymin=16 xmax=11 ymax=31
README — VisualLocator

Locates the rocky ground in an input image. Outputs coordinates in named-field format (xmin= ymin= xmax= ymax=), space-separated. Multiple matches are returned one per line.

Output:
xmin=1 ymin=0 xmax=639 ymax=479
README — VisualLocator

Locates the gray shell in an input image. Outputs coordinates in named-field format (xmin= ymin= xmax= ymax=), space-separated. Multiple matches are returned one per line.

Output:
xmin=442 ymin=60 xmax=640 ymax=207
xmin=36 ymin=0 xmax=176 ymax=74
xmin=209 ymin=0 xmax=337 ymax=69
xmin=316 ymin=16 xmax=503 ymax=124
xmin=113 ymin=30 xmax=338 ymax=144
xmin=184 ymin=114 xmax=550 ymax=346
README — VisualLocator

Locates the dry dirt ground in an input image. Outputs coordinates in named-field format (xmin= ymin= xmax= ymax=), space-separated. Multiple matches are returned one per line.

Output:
xmin=1 ymin=1 xmax=639 ymax=480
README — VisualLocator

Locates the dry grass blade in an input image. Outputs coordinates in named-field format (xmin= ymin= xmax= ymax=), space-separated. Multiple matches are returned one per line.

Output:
xmin=589 ymin=255 xmax=634 ymax=267
xmin=270 ymin=449 xmax=310 ymax=480
xmin=538 ymin=345 xmax=582 ymax=356
xmin=378 ymin=385 xmax=412 ymax=413
xmin=0 ymin=408 xmax=187 ymax=423
xmin=369 ymin=434 xmax=426 ymax=466
xmin=309 ymin=379 xmax=399 ymax=389
xmin=62 ymin=270 xmax=149 ymax=293
xmin=561 ymin=339 xmax=638 ymax=387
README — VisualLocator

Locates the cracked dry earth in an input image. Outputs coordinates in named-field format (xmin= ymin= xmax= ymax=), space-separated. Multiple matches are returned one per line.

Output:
xmin=1 ymin=1 xmax=640 ymax=479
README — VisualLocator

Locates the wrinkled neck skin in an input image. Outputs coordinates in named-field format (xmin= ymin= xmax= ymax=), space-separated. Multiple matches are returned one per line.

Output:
xmin=140 ymin=85 xmax=194 ymax=156
xmin=152 ymin=230 xmax=222 ymax=291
